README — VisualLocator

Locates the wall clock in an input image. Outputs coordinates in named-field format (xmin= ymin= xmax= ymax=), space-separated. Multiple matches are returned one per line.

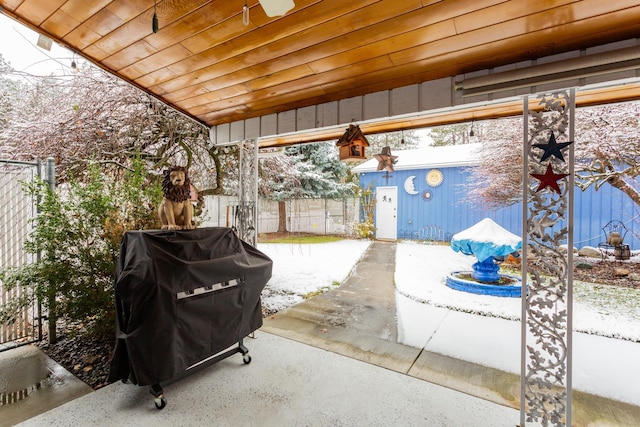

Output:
xmin=426 ymin=169 xmax=443 ymax=187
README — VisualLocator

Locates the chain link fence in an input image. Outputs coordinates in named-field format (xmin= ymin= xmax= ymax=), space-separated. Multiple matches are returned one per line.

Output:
xmin=0 ymin=160 xmax=44 ymax=349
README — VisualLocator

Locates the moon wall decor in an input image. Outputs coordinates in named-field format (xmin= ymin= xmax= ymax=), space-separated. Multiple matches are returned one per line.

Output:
xmin=404 ymin=176 xmax=419 ymax=195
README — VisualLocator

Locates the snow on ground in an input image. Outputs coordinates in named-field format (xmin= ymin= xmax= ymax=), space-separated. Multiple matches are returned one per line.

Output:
xmin=260 ymin=239 xmax=640 ymax=342
xmin=258 ymin=239 xmax=372 ymax=313
xmin=258 ymin=239 xmax=640 ymax=404
xmin=395 ymin=241 xmax=640 ymax=343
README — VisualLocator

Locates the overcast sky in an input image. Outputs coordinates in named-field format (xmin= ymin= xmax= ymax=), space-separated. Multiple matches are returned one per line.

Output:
xmin=1 ymin=13 xmax=74 ymax=75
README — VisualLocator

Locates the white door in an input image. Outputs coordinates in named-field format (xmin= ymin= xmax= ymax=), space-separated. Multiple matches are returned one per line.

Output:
xmin=375 ymin=186 xmax=397 ymax=240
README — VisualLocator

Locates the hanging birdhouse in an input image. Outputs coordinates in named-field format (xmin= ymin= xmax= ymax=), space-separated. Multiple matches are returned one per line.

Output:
xmin=336 ymin=124 xmax=369 ymax=161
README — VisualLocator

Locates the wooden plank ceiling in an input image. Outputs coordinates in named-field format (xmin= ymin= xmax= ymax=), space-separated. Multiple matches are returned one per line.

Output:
xmin=3 ymin=0 xmax=640 ymax=133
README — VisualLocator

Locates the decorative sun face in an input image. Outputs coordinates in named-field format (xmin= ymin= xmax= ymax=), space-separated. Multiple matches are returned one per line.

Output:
xmin=426 ymin=169 xmax=443 ymax=187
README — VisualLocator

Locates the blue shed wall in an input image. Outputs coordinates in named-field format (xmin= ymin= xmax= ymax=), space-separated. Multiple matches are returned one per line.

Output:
xmin=358 ymin=167 xmax=640 ymax=249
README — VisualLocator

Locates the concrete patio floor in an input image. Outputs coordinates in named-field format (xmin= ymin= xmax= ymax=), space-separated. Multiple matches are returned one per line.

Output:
xmin=2 ymin=241 xmax=639 ymax=426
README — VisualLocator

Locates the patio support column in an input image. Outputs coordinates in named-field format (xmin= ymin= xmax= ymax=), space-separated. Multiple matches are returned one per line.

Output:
xmin=238 ymin=139 xmax=259 ymax=247
xmin=520 ymin=89 xmax=575 ymax=426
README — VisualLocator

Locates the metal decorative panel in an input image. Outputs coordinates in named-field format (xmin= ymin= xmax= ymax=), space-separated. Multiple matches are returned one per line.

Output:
xmin=237 ymin=140 xmax=258 ymax=247
xmin=521 ymin=89 xmax=575 ymax=427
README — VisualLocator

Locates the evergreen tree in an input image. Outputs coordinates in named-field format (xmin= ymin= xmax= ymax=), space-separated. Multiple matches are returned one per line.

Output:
xmin=293 ymin=142 xmax=353 ymax=198
xmin=259 ymin=142 xmax=354 ymax=232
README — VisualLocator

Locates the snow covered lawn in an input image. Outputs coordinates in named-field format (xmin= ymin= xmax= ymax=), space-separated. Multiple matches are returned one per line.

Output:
xmin=258 ymin=239 xmax=372 ymax=313
xmin=396 ymin=241 xmax=640 ymax=342
xmin=259 ymin=239 xmax=640 ymax=342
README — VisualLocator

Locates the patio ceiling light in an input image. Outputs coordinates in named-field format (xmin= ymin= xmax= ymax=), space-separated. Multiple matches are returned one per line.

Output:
xmin=258 ymin=0 xmax=295 ymax=17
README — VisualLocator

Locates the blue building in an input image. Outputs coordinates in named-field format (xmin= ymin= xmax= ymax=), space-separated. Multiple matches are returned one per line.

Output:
xmin=353 ymin=144 xmax=640 ymax=250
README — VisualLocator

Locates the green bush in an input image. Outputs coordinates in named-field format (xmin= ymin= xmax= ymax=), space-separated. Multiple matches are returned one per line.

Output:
xmin=0 ymin=160 xmax=162 ymax=341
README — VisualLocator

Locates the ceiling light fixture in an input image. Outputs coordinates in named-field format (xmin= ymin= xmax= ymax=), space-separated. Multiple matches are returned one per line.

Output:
xmin=258 ymin=0 xmax=295 ymax=17
xmin=36 ymin=34 xmax=53 ymax=51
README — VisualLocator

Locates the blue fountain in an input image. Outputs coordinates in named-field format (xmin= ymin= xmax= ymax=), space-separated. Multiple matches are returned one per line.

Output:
xmin=447 ymin=218 xmax=523 ymax=297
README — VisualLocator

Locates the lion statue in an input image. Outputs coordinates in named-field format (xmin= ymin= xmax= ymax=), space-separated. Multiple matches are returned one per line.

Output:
xmin=158 ymin=166 xmax=195 ymax=230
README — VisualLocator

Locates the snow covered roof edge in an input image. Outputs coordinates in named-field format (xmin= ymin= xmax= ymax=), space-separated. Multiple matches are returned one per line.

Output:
xmin=352 ymin=143 xmax=482 ymax=173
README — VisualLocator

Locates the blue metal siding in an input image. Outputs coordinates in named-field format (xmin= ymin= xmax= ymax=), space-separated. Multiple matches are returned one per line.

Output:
xmin=358 ymin=168 xmax=640 ymax=249
xmin=573 ymin=183 xmax=640 ymax=248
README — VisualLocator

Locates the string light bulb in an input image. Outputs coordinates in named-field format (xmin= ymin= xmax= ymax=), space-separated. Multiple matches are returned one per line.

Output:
xmin=71 ymin=52 xmax=78 ymax=72
xmin=243 ymin=1 xmax=250 ymax=26
xmin=152 ymin=0 xmax=159 ymax=33
xmin=469 ymin=120 xmax=475 ymax=137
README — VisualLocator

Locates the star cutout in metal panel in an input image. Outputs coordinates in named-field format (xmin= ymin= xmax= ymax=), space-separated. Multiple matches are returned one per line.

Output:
xmin=532 ymin=132 xmax=573 ymax=162
xmin=531 ymin=164 xmax=568 ymax=194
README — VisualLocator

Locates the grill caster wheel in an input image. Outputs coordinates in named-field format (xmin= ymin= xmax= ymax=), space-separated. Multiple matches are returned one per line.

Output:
xmin=243 ymin=353 xmax=252 ymax=364
xmin=154 ymin=396 xmax=167 ymax=410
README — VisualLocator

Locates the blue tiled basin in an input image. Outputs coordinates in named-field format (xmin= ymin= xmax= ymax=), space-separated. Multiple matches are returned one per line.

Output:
xmin=446 ymin=271 xmax=523 ymax=298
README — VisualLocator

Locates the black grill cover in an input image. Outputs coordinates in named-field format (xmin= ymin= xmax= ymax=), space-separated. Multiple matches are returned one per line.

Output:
xmin=108 ymin=227 xmax=272 ymax=386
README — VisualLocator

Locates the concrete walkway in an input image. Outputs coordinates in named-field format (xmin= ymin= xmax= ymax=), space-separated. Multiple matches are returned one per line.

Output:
xmin=262 ymin=241 xmax=640 ymax=426
xmin=4 ymin=240 xmax=640 ymax=426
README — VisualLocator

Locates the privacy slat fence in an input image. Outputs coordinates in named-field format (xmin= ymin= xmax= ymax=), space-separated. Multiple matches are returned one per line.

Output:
xmin=257 ymin=198 xmax=357 ymax=235
xmin=0 ymin=160 xmax=42 ymax=350
xmin=200 ymin=196 xmax=357 ymax=236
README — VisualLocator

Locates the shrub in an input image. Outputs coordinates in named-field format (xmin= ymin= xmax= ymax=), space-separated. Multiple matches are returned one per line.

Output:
xmin=0 ymin=159 xmax=161 ymax=341
xmin=353 ymin=220 xmax=376 ymax=239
